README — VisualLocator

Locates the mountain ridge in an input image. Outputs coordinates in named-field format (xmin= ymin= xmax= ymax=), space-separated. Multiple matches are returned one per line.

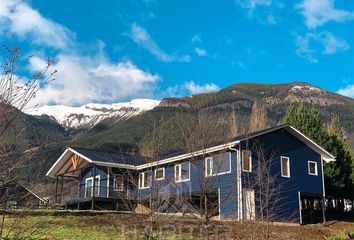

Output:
xmin=68 ymin=82 xmax=354 ymax=155
xmin=25 ymin=99 xmax=161 ymax=129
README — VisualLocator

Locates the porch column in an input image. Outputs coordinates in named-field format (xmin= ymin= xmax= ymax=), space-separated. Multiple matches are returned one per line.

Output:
xmin=91 ymin=164 xmax=97 ymax=210
xmin=322 ymin=197 xmax=326 ymax=224
xmin=55 ymin=175 xmax=59 ymax=203
xmin=77 ymin=169 xmax=82 ymax=210
xmin=60 ymin=174 xmax=64 ymax=204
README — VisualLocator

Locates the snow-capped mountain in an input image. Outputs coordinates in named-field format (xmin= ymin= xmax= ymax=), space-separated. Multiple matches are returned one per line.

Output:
xmin=26 ymin=99 xmax=161 ymax=129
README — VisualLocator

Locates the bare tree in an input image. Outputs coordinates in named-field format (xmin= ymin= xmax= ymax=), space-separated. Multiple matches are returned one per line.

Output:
xmin=175 ymin=97 xmax=237 ymax=239
xmin=107 ymin=114 xmax=176 ymax=240
xmin=0 ymin=39 xmax=55 ymax=239
xmin=241 ymin=138 xmax=300 ymax=240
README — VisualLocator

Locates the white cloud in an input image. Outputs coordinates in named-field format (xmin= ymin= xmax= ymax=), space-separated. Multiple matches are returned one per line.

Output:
xmin=0 ymin=0 xmax=161 ymax=107
xmin=235 ymin=0 xmax=281 ymax=25
xmin=27 ymin=54 xmax=159 ymax=107
xmin=195 ymin=47 xmax=208 ymax=57
xmin=185 ymin=81 xmax=220 ymax=95
xmin=236 ymin=0 xmax=273 ymax=11
xmin=192 ymin=34 xmax=202 ymax=43
xmin=296 ymin=0 xmax=354 ymax=29
xmin=130 ymin=23 xmax=190 ymax=62
xmin=337 ymin=84 xmax=354 ymax=98
xmin=295 ymin=32 xmax=349 ymax=63
xmin=0 ymin=0 xmax=74 ymax=50
xmin=322 ymin=33 xmax=350 ymax=54
xmin=162 ymin=81 xmax=220 ymax=97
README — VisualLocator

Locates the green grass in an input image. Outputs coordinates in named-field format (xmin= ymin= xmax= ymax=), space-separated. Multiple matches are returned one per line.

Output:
xmin=1 ymin=212 xmax=193 ymax=240
xmin=325 ymin=229 xmax=354 ymax=240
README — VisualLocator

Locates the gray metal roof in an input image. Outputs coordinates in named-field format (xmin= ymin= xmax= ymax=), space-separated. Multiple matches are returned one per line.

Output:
xmin=71 ymin=147 xmax=146 ymax=166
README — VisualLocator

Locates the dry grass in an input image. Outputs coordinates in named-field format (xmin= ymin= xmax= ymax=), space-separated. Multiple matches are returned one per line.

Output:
xmin=1 ymin=210 xmax=353 ymax=239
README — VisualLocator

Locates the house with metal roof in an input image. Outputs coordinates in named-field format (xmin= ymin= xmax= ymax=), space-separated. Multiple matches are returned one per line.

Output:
xmin=0 ymin=180 xmax=47 ymax=209
xmin=46 ymin=124 xmax=335 ymax=224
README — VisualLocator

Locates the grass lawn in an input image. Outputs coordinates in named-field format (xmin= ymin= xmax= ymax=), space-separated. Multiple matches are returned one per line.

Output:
xmin=0 ymin=210 xmax=353 ymax=239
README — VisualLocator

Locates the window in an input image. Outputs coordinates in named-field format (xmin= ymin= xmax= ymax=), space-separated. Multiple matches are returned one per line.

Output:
xmin=139 ymin=171 xmax=151 ymax=189
xmin=175 ymin=162 xmax=190 ymax=182
xmin=308 ymin=161 xmax=318 ymax=176
xmin=155 ymin=167 xmax=165 ymax=180
xmin=113 ymin=174 xmax=124 ymax=191
xmin=85 ymin=175 xmax=100 ymax=197
xmin=281 ymin=156 xmax=290 ymax=178
xmin=242 ymin=150 xmax=252 ymax=172
xmin=205 ymin=152 xmax=231 ymax=177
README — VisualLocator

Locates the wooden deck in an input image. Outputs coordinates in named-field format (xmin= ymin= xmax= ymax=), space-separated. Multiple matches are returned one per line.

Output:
xmin=62 ymin=197 xmax=137 ymax=211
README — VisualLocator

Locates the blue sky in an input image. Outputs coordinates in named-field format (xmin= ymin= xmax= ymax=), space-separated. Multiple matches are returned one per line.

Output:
xmin=0 ymin=0 xmax=353 ymax=107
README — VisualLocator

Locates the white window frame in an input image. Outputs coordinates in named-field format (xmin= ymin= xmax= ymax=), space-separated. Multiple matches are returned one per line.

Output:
xmin=280 ymin=156 xmax=290 ymax=178
xmin=205 ymin=152 xmax=232 ymax=177
xmin=155 ymin=167 xmax=165 ymax=180
xmin=205 ymin=157 xmax=213 ymax=177
xmin=308 ymin=161 xmax=318 ymax=176
xmin=175 ymin=162 xmax=190 ymax=183
xmin=139 ymin=171 xmax=151 ymax=189
xmin=113 ymin=174 xmax=124 ymax=191
xmin=85 ymin=175 xmax=100 ymax=197
xmin=242 ymin=150 xmax=252 ymax=173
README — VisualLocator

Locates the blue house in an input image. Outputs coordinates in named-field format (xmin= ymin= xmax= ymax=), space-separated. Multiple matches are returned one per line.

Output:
xmin=46 ymin=124 xmax=335 ymax=224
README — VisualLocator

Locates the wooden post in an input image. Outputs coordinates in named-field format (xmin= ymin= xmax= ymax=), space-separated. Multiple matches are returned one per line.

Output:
xmin=55 ymin=175 xmax=59 ymax=203
xmin=77 ymin=169 xmax=81 ymax=210
xmin=60 ymin=174 xmax=64 ymax=204
xmin=322 ymin=197 xmax=326 ymax=225
xmin=91 ymin=164 xmax=96 ymax=210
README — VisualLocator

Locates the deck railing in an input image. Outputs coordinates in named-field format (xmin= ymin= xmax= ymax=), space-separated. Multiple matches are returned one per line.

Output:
xmin=52 ymin=184 xmax=137 ymax=207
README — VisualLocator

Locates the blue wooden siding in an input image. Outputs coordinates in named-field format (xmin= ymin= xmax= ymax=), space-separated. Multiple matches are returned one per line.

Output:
xmin=74 ymin=128 xmax=325 ymax=224
xmin=79 ymin=166 xmax=108 ymax=198
xmin=109 ymin=168 xmax=138 ymax=200
xmin=240 ymin=129 xmax=323 ymax=223
xmin=137 ymin=151 xmax=238 ymax=219
xmin=79 ymin=166 xmax=138 ymax=199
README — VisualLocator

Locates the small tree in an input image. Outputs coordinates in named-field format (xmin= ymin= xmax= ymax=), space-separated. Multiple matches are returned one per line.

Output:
xmin=282 ymin=103 xmax=354 ymax=212
xmin=244 ymin=141 xmax=281 ymax=239
xmin=324 ymin=116 xmax=354 ymax=211
xmin=175 ymin=97 xmax=237 ymax=239
xmin=0 ymin=40 xmax=55 ymax=239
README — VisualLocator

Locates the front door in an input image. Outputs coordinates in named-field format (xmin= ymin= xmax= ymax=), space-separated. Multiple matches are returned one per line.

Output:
xmin=243 ymin=189 xmax=255 ymax=220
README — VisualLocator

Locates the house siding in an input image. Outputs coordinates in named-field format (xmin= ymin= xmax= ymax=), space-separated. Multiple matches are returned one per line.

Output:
xmin=240 ymin=129 xmax=323 ymax=223
xmin=80 ymin=166 xmax=108 ymax=198
xmin=72 ymin=128 xmax=326 ymax=224
xmin=137 ymin=151 xmax=239 ymax=219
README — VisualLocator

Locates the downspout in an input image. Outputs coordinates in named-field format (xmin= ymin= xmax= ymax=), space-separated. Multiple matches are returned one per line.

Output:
xmin=321 ymin=156 xmax=326 ymax=224
xmin=229 ymin=142 xmax=242 ymax=220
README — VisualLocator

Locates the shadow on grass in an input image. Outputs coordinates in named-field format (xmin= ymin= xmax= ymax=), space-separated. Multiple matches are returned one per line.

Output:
xmin=0 ymin=209 xmax=125 ymax=217
xmin=326 ymin=210 xmax=354 ymax=223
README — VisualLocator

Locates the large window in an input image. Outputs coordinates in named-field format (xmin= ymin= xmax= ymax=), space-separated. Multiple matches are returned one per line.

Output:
xmin=113 ymin=174 xmax=124 ymax=191
xmin=308 ymin=161 xmax=318 ymax=176
xmin=205 ymin=152 xmax=231 ymax=177
xmin=175 ymin=162 xmax=190 ymax=182
xmin=155 ymin=167 xmax=165 ymax=180
xmin=139 ymin=171 xmax=151 ymax=189
xmin=281 ymin=156 xmax=290 ymax=178
xmin=242 ymin=150 xmax=252 ymax=172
